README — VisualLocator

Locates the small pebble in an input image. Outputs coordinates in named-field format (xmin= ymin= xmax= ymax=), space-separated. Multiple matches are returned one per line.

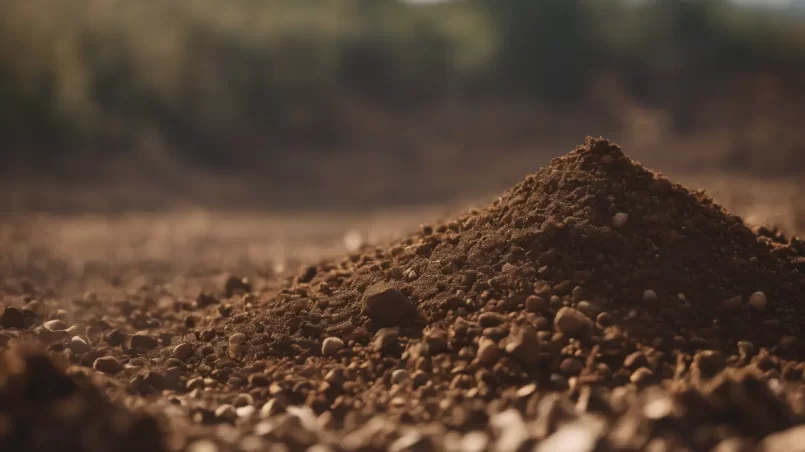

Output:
xmin=43 ymin=319 xmax=67 ymax=331
xmin=322 ymin=337 xmax=345 ymax=356
xmin=642 ymin=290 xmax=658 ymax=303
xmin=477 ymin=338 xmax=500 ymax=366
xmin=228 ymin=333 xmax=247 ymax=345
xmin=171 ymin=343 xmax=194 ymax=360
xmin=478 ymin=312 xmax=505 ymax=327
xmin=630 ymin=367 xmax=654 ymax=386
xmin=215 ymin=404 xmax=238 ymax=422
xmin=373 ymin=328 xmax=399 ymax=352
xmin=236 ymin=405 xmax=255 ymax=419
xmin=69 ymin=336 xmax=91 ymax=354
xmin=525 ymin=296 xmax=548 ymax=313
xmin=66 ymin=325 xmax=85 ymax=336
xmin=391 ymin=369 xmax=410 ymax=385
xmin=554 ymin=307 xmax=593 ymax=338
xmin=187 ymin=440 xmax=219 ymax=452
xmin=131 ymin=333 xmax=159 ymax=350
xmin=749 ymin=291 xmax=767 ymax=312
xmin=612 ymin=212 xmax=629 ymax=229
xmin=93 ymin=356 xmax=122 ymax=374
xmin=233 ymin=393 xmax=254 ymax=407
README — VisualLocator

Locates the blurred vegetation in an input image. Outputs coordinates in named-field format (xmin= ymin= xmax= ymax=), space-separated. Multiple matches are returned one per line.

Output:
xmin=1 ymin=0 xmax=805 ymax=178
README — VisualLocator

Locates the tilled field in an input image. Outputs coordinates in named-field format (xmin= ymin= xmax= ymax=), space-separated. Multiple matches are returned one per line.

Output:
xmin=3 ymin=138 xmax=805 ymax=452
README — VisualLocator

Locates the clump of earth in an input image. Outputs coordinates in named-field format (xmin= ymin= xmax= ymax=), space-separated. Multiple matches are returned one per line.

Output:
xmin=4 ymin=137 xmax=805 ymax=451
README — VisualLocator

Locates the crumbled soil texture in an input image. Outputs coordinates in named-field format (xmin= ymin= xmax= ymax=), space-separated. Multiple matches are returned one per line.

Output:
xmin=3 ymin=137 xmax=805 ymax=451
xmin=0 ymin=347 xmax=166 ymax=452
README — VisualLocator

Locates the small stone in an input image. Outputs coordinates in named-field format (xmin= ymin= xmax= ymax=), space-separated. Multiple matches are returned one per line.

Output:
xmin=188 ymin=439 xmax=219 ymax=452
xmin=630 ymin=367 xmax=654 ymax=386
xmin=525 ymin=296 xmax=548 ymax=313
xmin=642 ymin=290 xmax=658 ymax=303
xmin=554 ymin=307 xmax=593 ymax=338
xmin=224 ymin=275 xmax=252 ymax=297
xmin=559 ymin=358 xmax=584 ymax=376
xmin=215 ymin=404 xmax=237 ymax=422
xmin=595 ymin=312 xmax=614 ymax=327
xmin=233 ymin=393 xmax=254 ymax=407
xmin=131 ymin=333 xmax=159 ymax=350
xmin=373 ymin=328 xmax=399 ymax=353
xmin=720 ymin=296 xmax=743 ymax=311
xmin=479 ymin=312 xmax=505 ymax=328
xmin=69 ymin=336 xmax=91 ymax=354
xmin=361 ymin=283 xmax=416 ymax=326
xmin=411 ymin=371 xmax=430 ymax=387
xmin=692 ymin=350 xmax=725 ymax=380
xmin=391 ymin=369 xmax=410 ymax=385
xmin=187 ymin=377 xmax=205 ymax=390
xmin=66 ymin=325 xmax=85 ymax=336
xmin=321 ymin=337 xmax=345 ymax=357
xmin=260 ymin=399 xmax=285 ymax=418
xmin=248 ymin=374 xmax=270 ymax=387
xmin=612 ymin=212 xmax=629 ymax=229
xmin=759 ymin=425 xmax=805 ymax=452
xmin=424 ymin=329 xmax=448 ymax=355
xmin=477 ymin=338 xmax=500 ymax=366
xmin=1 ymin=307 xmax=28 ymax=329
xmin=749 ymin=291 xmax=767 ymax=312
xmin=506 ymin=327 xmax=540 ymax=366
xmin=228 ymin=333 xmax=247 ymax=345
xmin=171 ymin=343 xmax=194 ymax=360
xmin=106 ymin=329 xmax=125 ymax=346
xmin=93 ymin=356 xmax=122 ymax=374
xmin=43 ymin=319 xmax=67 ymax=331
xmin=236 ymin=405 xmax=255 ymax=419
xmin=737 ymin=341 xmax=756 ymax=360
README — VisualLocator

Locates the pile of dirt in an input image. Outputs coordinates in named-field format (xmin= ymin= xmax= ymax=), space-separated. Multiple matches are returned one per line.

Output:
xmin=245 ymin=136 xmax=805 ymax=363
xmin=4 ymin=137 xmax=805 ymax=451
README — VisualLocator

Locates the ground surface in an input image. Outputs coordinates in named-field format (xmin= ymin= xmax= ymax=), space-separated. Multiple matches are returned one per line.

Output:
xmin=3 ymin=142 xmax=805 ymax=452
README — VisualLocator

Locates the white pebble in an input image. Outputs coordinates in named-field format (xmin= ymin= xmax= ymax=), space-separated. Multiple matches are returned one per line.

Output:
xmin=612 ymin=212 xmax=629 ymax=229
xmin=642 ymin=290 xmax=658 ymax=302
xmin=236 ymin=405 xmax=256 ymax=419
xmin=321 ymin=337 xmax=345 ymax=357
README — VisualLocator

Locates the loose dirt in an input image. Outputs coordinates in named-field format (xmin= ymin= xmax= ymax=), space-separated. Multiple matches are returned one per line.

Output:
xmin=3 ymin=137 xmax=805 ymax=451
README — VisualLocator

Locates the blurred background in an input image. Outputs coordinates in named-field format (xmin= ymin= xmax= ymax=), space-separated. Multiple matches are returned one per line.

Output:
xmin=2 ymin=0 xmax=805 ymax=213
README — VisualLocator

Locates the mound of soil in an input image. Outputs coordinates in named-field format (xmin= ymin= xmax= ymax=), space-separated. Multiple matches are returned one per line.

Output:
xmin=4 ymin=137 xmax=805 ymax=451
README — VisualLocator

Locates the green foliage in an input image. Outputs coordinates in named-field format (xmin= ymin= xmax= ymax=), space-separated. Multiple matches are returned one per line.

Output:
xmin=0 ymin=0 xmax=804 ymax=169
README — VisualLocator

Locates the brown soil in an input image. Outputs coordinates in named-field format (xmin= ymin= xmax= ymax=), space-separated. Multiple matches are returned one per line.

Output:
xmin=4 ymin=137 xmax=805 ymax=451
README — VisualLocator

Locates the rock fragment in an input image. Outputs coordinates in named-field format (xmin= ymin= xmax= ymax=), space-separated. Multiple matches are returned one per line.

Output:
xmin=322 ymin=337 xmax=345 ymax=356
xmin=554 ymin=307 xmax=593 ymax=338
xmin=361 ymin=284 xmax=416 ymax=326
